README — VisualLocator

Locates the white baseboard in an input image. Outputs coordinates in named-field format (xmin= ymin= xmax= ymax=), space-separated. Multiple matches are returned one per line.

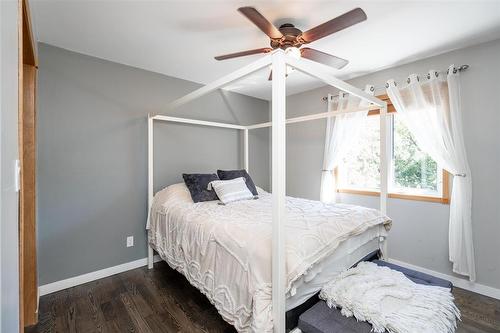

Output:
xmin=38 ymin=255 xmax=162 ymax=296
xmin=39 ymin=255 xmax=500 ymax=301
xmin=388 ymin=258 xmax=500 ymax=300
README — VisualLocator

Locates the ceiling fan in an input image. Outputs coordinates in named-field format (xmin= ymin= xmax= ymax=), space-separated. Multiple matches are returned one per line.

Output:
xmin=214 ymin=7 xmax=367 ymax=80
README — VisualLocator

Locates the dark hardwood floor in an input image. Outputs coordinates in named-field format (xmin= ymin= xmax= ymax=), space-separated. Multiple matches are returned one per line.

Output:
xmin=27 ymin=261 xmax=500 ymax=333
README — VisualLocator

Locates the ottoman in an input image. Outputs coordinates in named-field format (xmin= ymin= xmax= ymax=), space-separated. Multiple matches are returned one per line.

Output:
xmin=297 ymin=260 xmax=453 ymax=333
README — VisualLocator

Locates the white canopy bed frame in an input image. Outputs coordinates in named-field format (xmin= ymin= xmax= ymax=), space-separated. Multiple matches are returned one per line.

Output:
xmin=147 ymin=49 xmax=388 ymax=332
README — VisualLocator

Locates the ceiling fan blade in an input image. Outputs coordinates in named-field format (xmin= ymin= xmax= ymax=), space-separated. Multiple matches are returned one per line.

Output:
xmin=300 ymin=8 xmax=367 ymax=43
xmin=300 ymin=48 xmax=349 ymax=69
xmin=238 ymin=7 xmax=283 ymax=39
xmin=214 ymin=47 xmax=273 ymax=61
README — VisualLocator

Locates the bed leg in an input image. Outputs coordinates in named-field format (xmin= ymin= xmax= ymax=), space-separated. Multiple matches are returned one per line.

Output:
xmin=148 ymin=245 xmax=154 ymax=269
xmin=379 ymin=235 xmax=388 ymax=261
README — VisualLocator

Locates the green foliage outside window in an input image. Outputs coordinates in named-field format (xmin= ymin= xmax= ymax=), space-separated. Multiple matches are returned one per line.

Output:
xmin=393 ymin=117 xmax=438 ymax=192
xmin=340 ymin=116 xmax=380 ymax=189
xmin=339 ymin=115 xmax=439 ymax=195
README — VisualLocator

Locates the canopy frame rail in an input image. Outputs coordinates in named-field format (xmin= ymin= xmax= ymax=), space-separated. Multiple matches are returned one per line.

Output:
xmin=147 ymin=115 xmax=250 ymax=269
xmin=152 ymin=54 xmax=273 ymax=117
xmin=146 ymin=49 xmax=388 ymax=333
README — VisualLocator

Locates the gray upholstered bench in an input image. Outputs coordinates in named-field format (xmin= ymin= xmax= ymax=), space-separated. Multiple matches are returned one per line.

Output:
xmin=296 ymin=260 xmax=453 ymax=333
xmin=371 ymin=260 xmax=453 ymax=289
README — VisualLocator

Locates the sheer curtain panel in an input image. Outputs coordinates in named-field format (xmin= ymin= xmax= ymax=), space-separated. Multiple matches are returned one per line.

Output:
xmin=320 ymin=85 xmax=374 ymax=203
xmin=386 ymin=65 xmax=475 ymax=281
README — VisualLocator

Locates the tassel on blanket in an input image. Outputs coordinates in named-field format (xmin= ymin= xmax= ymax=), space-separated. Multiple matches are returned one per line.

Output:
xmin=319 ymin=262 xmax=460 ymax=333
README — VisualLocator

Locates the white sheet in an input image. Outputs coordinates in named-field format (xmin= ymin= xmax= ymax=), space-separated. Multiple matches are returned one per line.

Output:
xmin=147 ymin=183 xmax=391 ymax=332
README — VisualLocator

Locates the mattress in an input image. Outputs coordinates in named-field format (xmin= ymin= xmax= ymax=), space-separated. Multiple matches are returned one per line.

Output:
xmin=286 ymin=228 xmax=382 ymax=310
xmin=147 ymin=183 xmax=391 ymax=332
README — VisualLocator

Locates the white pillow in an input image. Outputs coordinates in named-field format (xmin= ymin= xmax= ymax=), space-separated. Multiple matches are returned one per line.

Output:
xmin=208 ymin=177 xmax=254 ymax=204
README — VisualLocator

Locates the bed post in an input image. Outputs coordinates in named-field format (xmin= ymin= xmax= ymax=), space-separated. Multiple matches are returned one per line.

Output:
xmin=148 ymin=115 xmax=154 ymax=269
xmin=272 ymin=50 xmax=286 ymax=333
xmin=243 ymin=128 xmax=249 ymax=172
xmin=379 ymin=103 xmax=389 ymax=260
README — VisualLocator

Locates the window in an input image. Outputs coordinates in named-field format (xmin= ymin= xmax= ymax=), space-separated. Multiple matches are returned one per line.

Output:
xmin=338 ymin=115 xmax=380 ymax=190
xmin=392 ymin=116 xmax=443 ymax=197
xmin=337 ymin=95 xmax=449 ymax=203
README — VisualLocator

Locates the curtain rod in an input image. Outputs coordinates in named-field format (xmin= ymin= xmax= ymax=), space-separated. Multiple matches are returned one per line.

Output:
xmin=321 ymin=64 xmax=469 ymax=101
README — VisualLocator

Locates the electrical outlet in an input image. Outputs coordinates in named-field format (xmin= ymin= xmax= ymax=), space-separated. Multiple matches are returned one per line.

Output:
xmin=126 ymin=236 xmax=134 ymax=247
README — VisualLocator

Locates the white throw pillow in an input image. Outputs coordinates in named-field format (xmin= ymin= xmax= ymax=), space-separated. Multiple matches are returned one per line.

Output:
xmin=208 ymin=177 xmax=254 ymax=204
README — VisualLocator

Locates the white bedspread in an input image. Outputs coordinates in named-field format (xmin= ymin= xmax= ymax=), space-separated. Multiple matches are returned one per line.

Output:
xmin=147 ymin=183 xmax=391 ymax=332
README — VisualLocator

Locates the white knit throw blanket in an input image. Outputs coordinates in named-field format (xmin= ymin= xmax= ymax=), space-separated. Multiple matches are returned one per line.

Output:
xmin=319 ymin=262 xmax=460 ymax=333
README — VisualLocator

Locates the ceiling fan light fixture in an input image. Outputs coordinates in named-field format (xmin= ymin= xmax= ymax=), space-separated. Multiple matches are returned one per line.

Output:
xmin=215 ymin=7 xmax=363 ymax=76
xmin=285 ymin=47 xmax=301 ymax=60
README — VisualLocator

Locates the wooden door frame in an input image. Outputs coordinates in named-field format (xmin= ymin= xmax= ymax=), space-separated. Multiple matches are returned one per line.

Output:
xmin=18 ymin=0 xmax=38 ymax=329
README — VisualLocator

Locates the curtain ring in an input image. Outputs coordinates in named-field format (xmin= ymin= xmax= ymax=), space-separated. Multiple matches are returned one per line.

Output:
xmin=407 ymin=74 xmax=419 ymax=84
xmin=386 ymin=80 xmax=396 ymax=88
xmin=454 ymin=173 xmax=466 ymax=177
xmin=321 ymin=169 xmax=333 ymax=172
xmin=427 ymin=70 xmax=439 ymax=80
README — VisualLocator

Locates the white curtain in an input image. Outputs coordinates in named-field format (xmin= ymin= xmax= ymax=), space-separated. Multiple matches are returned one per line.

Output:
xmin=386 ymin=65 xmax=475 ymax=281
xmin=320 ymin=85 xmax=374 ymax=203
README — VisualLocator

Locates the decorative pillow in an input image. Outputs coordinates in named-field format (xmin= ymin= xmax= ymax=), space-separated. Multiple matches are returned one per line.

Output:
xmin=208 ymin=177 xmax=254 ymax=204
xmin=217 ymin=169 xmax=258 ymax=196
xmin=182 ymin=173 xmax=219 ymax=203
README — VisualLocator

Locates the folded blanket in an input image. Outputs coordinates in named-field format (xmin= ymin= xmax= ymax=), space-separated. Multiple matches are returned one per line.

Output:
xmin=319 ymin=262 xmax=460 ymax=333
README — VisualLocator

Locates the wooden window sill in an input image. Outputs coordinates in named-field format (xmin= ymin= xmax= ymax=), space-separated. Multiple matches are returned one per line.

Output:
xmin=337 ymin=188 xmax=450 ymax=204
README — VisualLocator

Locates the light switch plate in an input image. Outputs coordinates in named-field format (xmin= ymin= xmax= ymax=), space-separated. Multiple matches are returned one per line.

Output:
xmin=14 ymin=159 xmax=20 ymax=192
xmin=126 ymin=236 xmax=134 ymax=247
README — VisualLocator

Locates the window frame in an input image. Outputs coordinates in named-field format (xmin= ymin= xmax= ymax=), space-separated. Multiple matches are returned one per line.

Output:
xmin=335 ymin=94 xmax=450 ymax=204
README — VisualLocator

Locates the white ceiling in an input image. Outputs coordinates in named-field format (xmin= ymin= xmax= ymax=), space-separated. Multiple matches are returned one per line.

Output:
xmin=31 ymin=0 xmax=500 ymax=100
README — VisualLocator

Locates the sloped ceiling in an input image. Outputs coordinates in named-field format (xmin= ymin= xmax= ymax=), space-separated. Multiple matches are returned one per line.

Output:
xmin=31 ymin=0 xmax=500 ymax=100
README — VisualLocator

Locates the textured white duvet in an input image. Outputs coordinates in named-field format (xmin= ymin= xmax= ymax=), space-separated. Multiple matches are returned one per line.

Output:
xmin=147 ymin=183 xmax=391 ymax=332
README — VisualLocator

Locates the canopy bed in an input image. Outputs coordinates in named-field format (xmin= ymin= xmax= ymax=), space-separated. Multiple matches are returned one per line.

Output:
xmin=145 ymin=48 xmax=390 ymax=332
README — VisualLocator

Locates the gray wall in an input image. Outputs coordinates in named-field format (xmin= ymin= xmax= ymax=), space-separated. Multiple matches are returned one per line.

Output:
xmin=38 ymin=38 xmax=500 ymax=291
xmin=286 ymin=39 xmax=500 ymax=289
xmin=1 ymin=0 xmax=20 ymax=330
xmin=37 ymin=43 xmax=270 ymax=285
